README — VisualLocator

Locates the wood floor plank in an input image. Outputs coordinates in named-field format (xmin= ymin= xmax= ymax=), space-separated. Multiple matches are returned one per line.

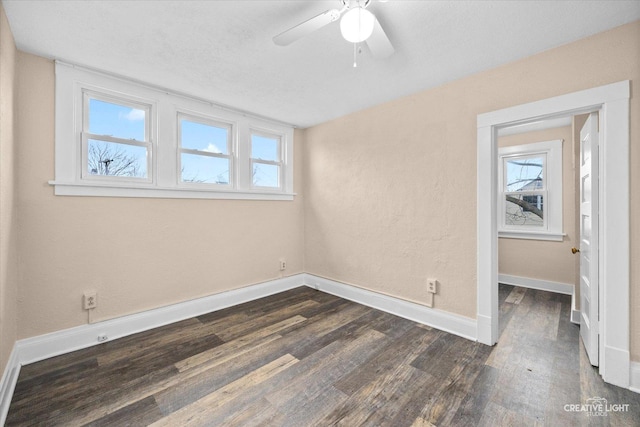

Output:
xmin=33 ymin=317 xmax=299 ymax=426
xmin=410 ymin=340 xmax=493 ymax=426
xmin=477 ymin=401 xmax=543 ymax=427
xmin=221 ymin=397 xmax=284 ymax=427
xmin=96 ymin=318 xmax=218 ymax=366
xmin=175 ymin=315 xmax=306 ymax=372
xmin=448 ymin=364 xmax=500 ymax=426
xmin=333 ymin=325 xmax=442 ymax=396
xmin=505 ymin=285 xmax=526 ymax=304
xmin=200 ymin=329 xmax=386 ymax=426
xmin=510 ymin=289 xmax=563 ymax=341
xmin=320 ymin=363 xmax=432 ymax=426
xmin=277 ymin=386 xmax=348 ymax=427
xmin=83 ymin=396 xmax=164 ymax=427
xmin=265 ymin=329 xmax=388 ymax=408
xmin=410 ymin=416 xmax=437 ymax=427
xmin=152 ymin=336 xmax=292 ymax=416
xmin=213 ymin=300 xmax=318 ymax=341
xmin=149 ymin=354 xmax=299 ymax=427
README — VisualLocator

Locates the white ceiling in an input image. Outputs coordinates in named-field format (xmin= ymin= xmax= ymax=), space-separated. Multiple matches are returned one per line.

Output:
xmin=3 ymin=0 xmax=640 ymax=128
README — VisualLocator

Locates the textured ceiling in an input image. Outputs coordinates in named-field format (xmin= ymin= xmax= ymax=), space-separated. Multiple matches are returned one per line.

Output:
xmin=3 ymin=0 xmax=640 ymax=128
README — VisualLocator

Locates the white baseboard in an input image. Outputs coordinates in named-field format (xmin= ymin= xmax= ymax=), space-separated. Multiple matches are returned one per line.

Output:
xmin=476 ymin=314 xmax=495 ymax=346
xmin=570 ymin=287 xmax=580 ymax=324
xmin=603 ymin=345 xmax=631 ymax=389
xmin=498 ymin=274 xmax=573 ymax=295
xmin=302 ymin=274 xmax=477 ymax=341
xmin=630 ymin=362 xmax=640 ymax=393
xmin=16 ymin=274 xmax=304 ymax=366
xmin=0 ymin=346 xmax=20 ymax=426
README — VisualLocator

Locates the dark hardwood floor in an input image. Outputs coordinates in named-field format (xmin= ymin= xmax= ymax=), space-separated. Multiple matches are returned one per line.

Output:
xmin=6 ymin=285 xmax=640 ymax=426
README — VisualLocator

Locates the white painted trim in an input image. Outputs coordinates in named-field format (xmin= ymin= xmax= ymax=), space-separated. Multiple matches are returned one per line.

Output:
xmin=0 ymin=346 xmax=20 ymax=426
xmin=54 ymin=62 xmax=295 ymax=200
xmin=497 ymin=116 xmax=572 ymax=136
xmin=498 ymin=231 xmax=565 ymax=241
xmin=570 ymin=287 xmax=580 ymax=325
xmin=15 ymin=274 xmax=304 ymax=366
xmin=498 ymin=274 xmax=573 ymax=295
xmin=477 ymin=80 xmax=631 ymax=388
xmin=48 ymin=181 xmax=296 ymax=201
xmin=302 ymin=274 xmax=477 ymax=341
xmin=498 ymin=139 xmax=563 ymax=238
xmin=630 ymin=362 xmax=640 ymax=394
xmin=477 ymin=124 xmax=499 ymax=345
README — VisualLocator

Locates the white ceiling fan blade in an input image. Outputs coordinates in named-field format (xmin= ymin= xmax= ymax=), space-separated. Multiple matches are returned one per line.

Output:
xmin=366 ymin=16 xmax=394 ymax=58
xmin=273 ymin=9 xmax=342 ymax=46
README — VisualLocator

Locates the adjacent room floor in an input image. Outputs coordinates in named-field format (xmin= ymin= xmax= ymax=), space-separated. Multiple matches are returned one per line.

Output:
xmin=6 ymin=284 xmax=640 ymax=426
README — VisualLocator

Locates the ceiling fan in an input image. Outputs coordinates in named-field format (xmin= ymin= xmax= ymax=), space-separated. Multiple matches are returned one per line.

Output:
xmin=273 ymin=0 xmax=394 ymax=61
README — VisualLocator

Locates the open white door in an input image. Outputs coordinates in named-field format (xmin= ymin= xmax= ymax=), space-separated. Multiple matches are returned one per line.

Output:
xmin=578 ymin=112 xmax=599 ymax=366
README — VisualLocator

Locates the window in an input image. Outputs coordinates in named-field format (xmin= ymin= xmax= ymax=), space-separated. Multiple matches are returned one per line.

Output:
xmin=179 ymin=115 xmax=233 ymax=186
xmin=52 ymin=62 xmax=294 ymax=200
xmin=251 ymin=132 xmax=282 ymax=189
xmin=498 ymin=139 xmax=563 ymax=240
xmin=83 ymin=93 xmax=152 ymax=181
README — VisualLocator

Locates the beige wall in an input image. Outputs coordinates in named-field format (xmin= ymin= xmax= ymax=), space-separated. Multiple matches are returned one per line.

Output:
xmin=16 ymin=52 xmax=305 ymax=338
xmin=498 ymin=126 xmax=577 ymax=286
xmin=304 ymin=21 xmax=640 ymax=360
xmin=0 ymin=4 xmax=18 ymax=377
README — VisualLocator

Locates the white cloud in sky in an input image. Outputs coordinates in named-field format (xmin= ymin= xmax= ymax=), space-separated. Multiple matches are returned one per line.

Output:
xmin=203 ymin=143 xmax=222 ymax=154
xmin=121 ymin=109 xmax=145 ymax=121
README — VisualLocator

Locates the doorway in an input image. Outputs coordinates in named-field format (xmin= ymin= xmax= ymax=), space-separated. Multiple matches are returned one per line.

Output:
xmin=476 ymin=81 xmax=630 ymax=388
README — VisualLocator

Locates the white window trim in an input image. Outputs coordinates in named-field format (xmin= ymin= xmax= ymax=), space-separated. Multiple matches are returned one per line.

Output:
xmin=498 ymin=139 xmax=563 ymax=241
xmin=177 ymin=112 xmax=235 ymax=189
xmin=51 ymin=61 xmax=295 ymax=201
xmin=81 ymin=89 xmax=155 ymax=184
xmin=250 ymin=128 xmax=284 ymax=191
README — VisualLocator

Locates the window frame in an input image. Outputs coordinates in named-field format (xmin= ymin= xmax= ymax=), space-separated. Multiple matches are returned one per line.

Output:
xmin=498 ymin=139 xmax=564 ymax=241
xmin=177 ymin=112 xmax=235 ymax=189
xmin=250 ymin=129 xmax=284 ymax=191
xmin=52 ymin=61 xmax=295 ymax=201
xmin=81 ymin=90 xmax=154 ymax=184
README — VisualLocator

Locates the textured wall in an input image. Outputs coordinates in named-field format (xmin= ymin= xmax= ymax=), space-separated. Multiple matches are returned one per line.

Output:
xmin=498 ymin=126 xmax=577 ymax=286
xmin=0 ymin=3 xmax=18 ymax=378
xmin=304 ymin=21 xmax=640 ymax=359
xmin=16 ymin=53 xmax=305 ymax=338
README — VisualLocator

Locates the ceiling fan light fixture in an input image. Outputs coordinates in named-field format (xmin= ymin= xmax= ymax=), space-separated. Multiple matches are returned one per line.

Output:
xmin=340 ymin=7 xmax=375 ymax=43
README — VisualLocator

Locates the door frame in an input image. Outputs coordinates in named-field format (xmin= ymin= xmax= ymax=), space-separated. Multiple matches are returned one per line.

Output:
xmin=476 ymin=81 xmax=630 ymax=388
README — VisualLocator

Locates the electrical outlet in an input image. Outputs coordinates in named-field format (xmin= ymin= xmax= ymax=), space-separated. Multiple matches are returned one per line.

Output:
xmin=427 ymin=278 xmax=437 ymax=294
xmin=279 ymin=259 xmax=286 ymax=271
xmin=83 ymin=291 xmax=97 ymax=310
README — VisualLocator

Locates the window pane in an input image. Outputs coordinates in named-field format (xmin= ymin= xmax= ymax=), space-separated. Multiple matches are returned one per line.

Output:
xmin=89 ymin=98 xmax=146 ymax=141
xmin=181 ymin=119 xmax=229 ymax=155
xmin=253 ymin=163 xmax=280 ymax=188
xmin=87 ymin=139 xmax=147 ymax=178
xmin=505 ymin=194 xmax=544 ymax=226
xmin=251 ymin=134 xmax=279 ymax=161
xmin=505 ymin=156 xmax=544 ymax=192
xmin=181 ymin=153 xmax=229 ymax=184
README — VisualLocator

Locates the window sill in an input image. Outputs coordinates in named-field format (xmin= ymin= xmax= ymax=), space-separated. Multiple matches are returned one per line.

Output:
xmin=48 ymin=181 xmax=295 ymax=201
xmin=498 ymin=230 xmax=565 ymax=242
